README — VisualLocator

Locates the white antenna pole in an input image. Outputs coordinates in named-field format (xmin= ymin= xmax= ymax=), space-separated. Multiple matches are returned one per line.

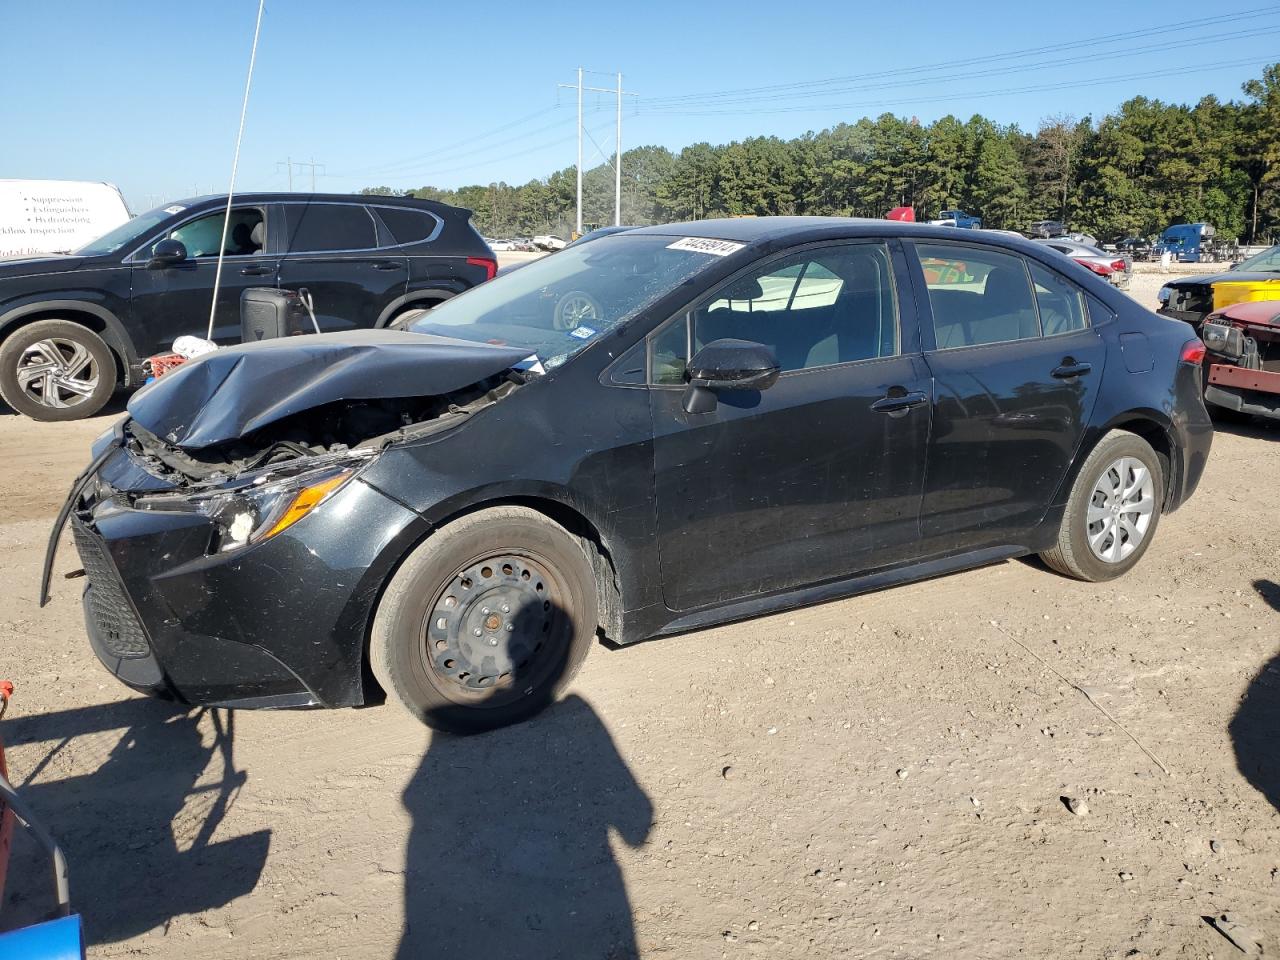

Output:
xmin=576 ymin=66 xmax=583 ymax=238
xmin=615 ymin=72 xmax=623 ymax=226
xmin=206 ymin=0 xmax=266 ymax=342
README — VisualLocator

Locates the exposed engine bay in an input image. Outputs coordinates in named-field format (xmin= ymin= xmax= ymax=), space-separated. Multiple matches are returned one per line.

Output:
xmin=124 ymin=373 xmax=521 ymax=487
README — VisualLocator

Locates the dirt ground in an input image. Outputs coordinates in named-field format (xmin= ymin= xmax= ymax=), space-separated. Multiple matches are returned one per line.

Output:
xmin=2 ymin=274 xmax=1279 ymax=959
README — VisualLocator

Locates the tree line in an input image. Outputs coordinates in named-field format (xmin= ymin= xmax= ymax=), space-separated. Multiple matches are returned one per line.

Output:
xmin=362 ymin=64 xmax=1280 ymax=244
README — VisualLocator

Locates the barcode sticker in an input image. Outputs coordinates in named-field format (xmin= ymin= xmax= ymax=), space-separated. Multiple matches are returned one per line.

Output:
xmin=666 ymin=237 xmax=745 ymax=257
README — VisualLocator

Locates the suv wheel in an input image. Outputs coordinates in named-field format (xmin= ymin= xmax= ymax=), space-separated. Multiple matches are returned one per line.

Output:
xmin=0 ymin=319 xmax=116 ymax=421
xmin=370 ymin=506 xmax=597 ymax=733
xmin=1040 ymin=430 xmax=1164 ymax=582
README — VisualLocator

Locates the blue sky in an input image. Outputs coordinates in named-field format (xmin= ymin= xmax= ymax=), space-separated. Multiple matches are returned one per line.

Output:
xmin=2 ymin=1 xmax=1277 ymax=211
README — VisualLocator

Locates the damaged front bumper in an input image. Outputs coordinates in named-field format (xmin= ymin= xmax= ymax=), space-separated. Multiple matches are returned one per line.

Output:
xmin=48 ymin=428 xmax=429 ymax=709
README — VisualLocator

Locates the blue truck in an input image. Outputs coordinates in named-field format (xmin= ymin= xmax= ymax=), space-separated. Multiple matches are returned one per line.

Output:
xmin=1153 ymin=222 xmax=1216 ymax=263
xmin=935 ymin=209 xmax=983 ymax=229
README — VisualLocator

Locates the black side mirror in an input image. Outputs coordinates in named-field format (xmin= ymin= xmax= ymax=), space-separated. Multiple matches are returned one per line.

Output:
xmin=147 ymin=238 xmax=188 ymax=269
xmin=683 ymin=338 xmax=780 ymax=414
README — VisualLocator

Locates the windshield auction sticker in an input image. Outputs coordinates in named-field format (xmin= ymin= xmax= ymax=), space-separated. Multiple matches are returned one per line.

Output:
xmin=666 ymin=237 xmax=745 ymax=256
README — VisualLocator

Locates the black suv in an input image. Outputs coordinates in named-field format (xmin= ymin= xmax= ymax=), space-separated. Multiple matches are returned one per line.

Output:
xmin=0 ymin=193 xmax=495 ymax=420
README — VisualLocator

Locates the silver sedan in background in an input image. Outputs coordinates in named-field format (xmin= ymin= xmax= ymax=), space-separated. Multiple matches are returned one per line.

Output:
xmin=1033 ymin=237 xmax=1131 ymax=287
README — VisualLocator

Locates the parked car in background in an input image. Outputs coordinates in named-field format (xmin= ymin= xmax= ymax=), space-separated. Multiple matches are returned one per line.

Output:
xmin=1028 ymin=220 xmax=1068 ymax=239
xmin=0 ymin=193 xmax=494 ymax=421
xmin=1033 ymin=237 xmax=1130 ymax=286
xmin=488 ymin=238 xmax=517 ymax=252
xmin=0 ymin=179 xmax=131 ymax=258
xmin=533 ymin=234 xmax=567 ymax=251
xmin=1157 ymin=243 xmax=1280 ymax=329
xmin=1198 ymin=300 xmax=1280 ymax=421
xmin=565 ymin=225 xmax=636 ymax=248
xmin=52 ymin=218 xmax=1211 ymax=733
xmin=1116 ymin=236 xmax=1152 ymax=260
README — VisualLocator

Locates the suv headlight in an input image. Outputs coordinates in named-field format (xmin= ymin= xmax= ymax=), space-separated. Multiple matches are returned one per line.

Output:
xmin=136 ymin=459 xmax=361 ymax=553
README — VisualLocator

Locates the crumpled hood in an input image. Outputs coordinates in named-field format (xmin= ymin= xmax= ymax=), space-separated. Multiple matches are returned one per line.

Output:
xmin=126 ymin=329 xmax=533 ymax=449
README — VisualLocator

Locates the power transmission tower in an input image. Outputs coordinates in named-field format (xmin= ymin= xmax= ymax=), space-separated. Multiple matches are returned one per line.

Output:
xmin=276 ymin=157 xmax=325 ymax=191
xmin=558 ymin=69 xmax=637 ymax=235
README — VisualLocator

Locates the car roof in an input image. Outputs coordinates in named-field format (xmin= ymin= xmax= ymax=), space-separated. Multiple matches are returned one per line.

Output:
xmin=161 ymin=192 xmax=469 ymax=217
xmin=625 ymin=217 xmax=1052 ymax=256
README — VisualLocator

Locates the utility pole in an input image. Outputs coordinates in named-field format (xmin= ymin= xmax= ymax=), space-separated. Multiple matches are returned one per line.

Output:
xmin=615 ymin=72 xmax=623 ymax=226
xmin=558 ymin=69 xmax=636 ymax=237
xmin=276 ymin=157 xmax=324 ymax=191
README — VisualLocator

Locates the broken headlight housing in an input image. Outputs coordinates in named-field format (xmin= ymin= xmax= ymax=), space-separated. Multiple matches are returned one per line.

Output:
xmin=1201 ymin=321 xmax=1245 ymax=360
xmin=135 ymin=456 xmax=368 ymax=554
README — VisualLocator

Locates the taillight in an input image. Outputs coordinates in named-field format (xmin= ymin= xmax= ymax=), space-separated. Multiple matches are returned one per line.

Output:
xmin=1075 ymin=258 xmax=1111 ymax=276
xmin=1111 ymin=258 xmax=1126 ymax=272
xmin=1180 ymin=339 xmax=1207 ymax=365
xmin=467 ymin=256 xmax=497 ymax=281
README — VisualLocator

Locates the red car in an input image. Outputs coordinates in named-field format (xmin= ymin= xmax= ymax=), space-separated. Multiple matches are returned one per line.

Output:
xmin=1200 ymin=300 xmax=1280 ymax=420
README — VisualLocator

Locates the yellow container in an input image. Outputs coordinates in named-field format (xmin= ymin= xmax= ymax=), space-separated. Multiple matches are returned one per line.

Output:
xmin=1213 ymin=278 xmax=1280 ymax=311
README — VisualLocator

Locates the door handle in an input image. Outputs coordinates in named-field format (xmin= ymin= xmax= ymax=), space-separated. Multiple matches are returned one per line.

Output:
xmin=1051 ymin=359 xmax=1092 ymax=379
xmin=373 ymin=261 xmax=404 ymax=271
xmin=240 ymin=265 xmax=274 ymax=276
xmin=870 ymin=389 xmax=929 ymax=416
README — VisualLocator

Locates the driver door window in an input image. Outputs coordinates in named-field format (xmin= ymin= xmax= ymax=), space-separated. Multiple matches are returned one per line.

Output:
xmin=689 ymin=243 xmax=898 ymax=375
xmin=152 ymin=208 xmax=266 ymax=259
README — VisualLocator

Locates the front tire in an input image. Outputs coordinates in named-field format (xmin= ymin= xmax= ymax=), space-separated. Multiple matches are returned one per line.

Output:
xmin=370 ymin=506 xmax=598 ymax=733
xmin=0 ymin=319 xmax=116 ymax=421
xmin=1040 ymin=430 xmax=1164 ymax=582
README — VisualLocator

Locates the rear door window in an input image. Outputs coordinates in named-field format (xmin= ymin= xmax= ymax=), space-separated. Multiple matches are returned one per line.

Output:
xmin=1029 ymin=262 xmax=1089 ymax=335
xmin=284 ymin=203 xmax=377 ymax=253
xmin=913 ymin=243 xmax=1040 ymax=348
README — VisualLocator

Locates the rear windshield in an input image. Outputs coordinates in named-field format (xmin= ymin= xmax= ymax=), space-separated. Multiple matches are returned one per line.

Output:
xmin=408 ymin=234 xmax=733 ymax=371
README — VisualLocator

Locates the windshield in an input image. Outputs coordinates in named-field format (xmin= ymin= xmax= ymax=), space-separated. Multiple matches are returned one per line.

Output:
xmin=1236 ymin=244 xmax=1280 ymax=273
xmin=408 ymin=234 xmax=733 ymax=370
xmin=73 ymin=206 xmax=180 ymax=256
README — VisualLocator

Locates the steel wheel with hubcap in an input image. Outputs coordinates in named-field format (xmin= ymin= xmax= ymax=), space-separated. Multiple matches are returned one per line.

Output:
xmin=0 ymin=319 xmax=116 ymax=421
xmin=1041 ymin=430 xmax=1164 ymax=582
xmin=553 ymin=290 xmax=600 ymax=331
xmin=371 ymin=506 xmax=597 ymax=732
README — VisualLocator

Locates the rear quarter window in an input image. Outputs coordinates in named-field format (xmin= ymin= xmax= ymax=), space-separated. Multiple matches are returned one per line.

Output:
xmin=376 ymin=206 xmax=441 ymax=246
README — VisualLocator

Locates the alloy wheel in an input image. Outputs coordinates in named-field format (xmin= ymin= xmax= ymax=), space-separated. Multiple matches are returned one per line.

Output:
xmin=1086 ymin=456 xmax=1156 ymax=564
xmin=15 ymin=337 xmax=101 ymax=410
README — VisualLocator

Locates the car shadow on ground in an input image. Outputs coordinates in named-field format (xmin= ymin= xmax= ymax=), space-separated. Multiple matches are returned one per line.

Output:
xmin=1228 ymin=579 xmax=1280 ymax=813
xmin=397 ymin=692 xmax=653 ymax=959
xmin=0 ymin=697 xmax=269 ymax=942
xmin=1210 ymin=414 xmax=1280 ymax=441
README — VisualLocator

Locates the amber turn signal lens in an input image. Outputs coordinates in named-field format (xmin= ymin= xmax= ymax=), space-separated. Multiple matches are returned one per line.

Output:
xmin=261 ymin=471 xmax=352 ymax=540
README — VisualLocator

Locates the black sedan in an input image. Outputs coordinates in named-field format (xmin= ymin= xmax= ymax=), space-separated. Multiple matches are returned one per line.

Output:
xmin=47 ymin=218 xmax=1213 ymax=732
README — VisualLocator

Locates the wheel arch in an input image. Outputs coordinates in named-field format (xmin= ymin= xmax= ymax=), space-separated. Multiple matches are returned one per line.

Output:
xmin=358 ymin=489 xmax=628 ymax=702
xmin=1082 ymin=410 xmax=1178 ymax=508
xmin=375 ymin=287 xmax=460 ymax=328
xmin=0 ymin=300 xmax=137 ymax=387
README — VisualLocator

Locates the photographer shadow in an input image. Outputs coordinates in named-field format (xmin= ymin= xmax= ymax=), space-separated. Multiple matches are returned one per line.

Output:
xmin=398 ymin=693 xmax=653 ymax=960
xmin=1229 ymin=579 xmax=1280 ymax=812
xmin=1 ymin=697 xmax=269 ymax=942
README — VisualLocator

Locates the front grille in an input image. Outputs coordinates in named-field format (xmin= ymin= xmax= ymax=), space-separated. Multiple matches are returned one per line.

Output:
xmin=71 ymin=519 xmax=150 ymax=659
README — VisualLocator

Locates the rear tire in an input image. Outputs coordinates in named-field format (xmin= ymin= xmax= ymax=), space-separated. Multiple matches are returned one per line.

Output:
xmin=1040 ymin=430 xmax=1163 ymax=582
xmin=370 ymin=506 xmax=597 ymax=733
xmin=0 ymin=319 xmax=116 ymax=421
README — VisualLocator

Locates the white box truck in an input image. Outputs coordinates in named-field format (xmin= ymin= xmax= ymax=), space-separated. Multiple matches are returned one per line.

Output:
xmin=0 ymin=179 xmax=131 ymax=258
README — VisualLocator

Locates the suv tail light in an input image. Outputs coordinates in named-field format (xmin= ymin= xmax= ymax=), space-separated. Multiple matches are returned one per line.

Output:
xmin=467 ymin=256 xmax=497 ymax=281
xmin=1179 ymin=338 xmax=1207 ymax=365
xmin=1074 ymin=258 xmax=1112 ymax=276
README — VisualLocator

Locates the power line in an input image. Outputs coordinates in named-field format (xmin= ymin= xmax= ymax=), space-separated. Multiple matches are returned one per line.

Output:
xmin=558 ymin=68 xmax=637 ymax=233
xmin=641 ymin=57 xmax=1273 ymax=118
xmin=640 ymin=5 xmax=1278 ymax=108
xmin=638 ymin=23 xmax=1280 ymax=112
xmin=276 ymin=157 xmax=326 ymax=190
